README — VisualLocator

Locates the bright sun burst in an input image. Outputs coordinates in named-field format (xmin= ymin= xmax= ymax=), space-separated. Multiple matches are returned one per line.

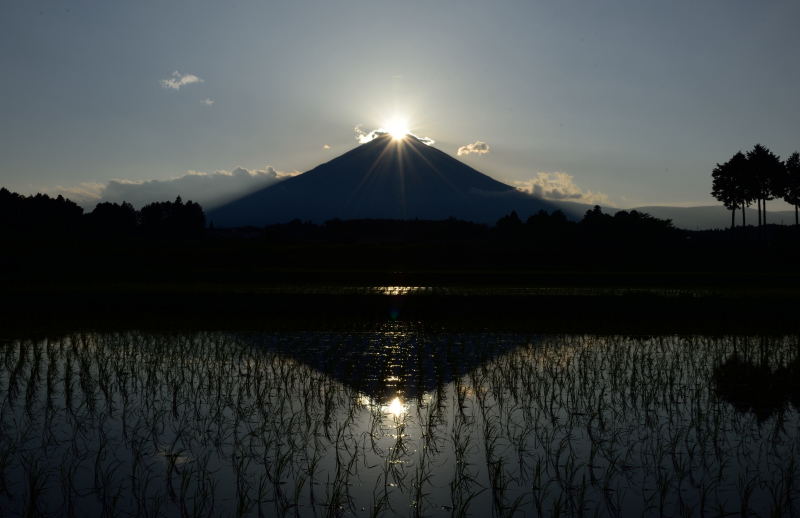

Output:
xmin=383 ymin=117 xmax=410 ymax=140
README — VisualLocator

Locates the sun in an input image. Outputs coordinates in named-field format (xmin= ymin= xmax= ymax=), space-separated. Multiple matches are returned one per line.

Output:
xmin=383 ymin=116 xmax=409 ymax=140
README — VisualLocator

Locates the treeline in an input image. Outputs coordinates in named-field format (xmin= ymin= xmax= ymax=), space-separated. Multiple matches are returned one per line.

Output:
xmin=0 ymin=188 xmax=205 ymax=238
xmin=4 ymin=187 xmax=800 ymax=274
xmin=259 ymin=206 xmax=680 ymax=246
xmin=711 ymin=144 xmax=800 ymax=228
xmin=498 ymin=206 xmax=677 ymax=243
xmin=0 ymin=186 xmax=680 ymax=245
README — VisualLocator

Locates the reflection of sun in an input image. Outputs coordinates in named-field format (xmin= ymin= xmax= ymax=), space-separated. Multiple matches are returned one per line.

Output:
xmin=358 ymin=394 xmax=408 ymax=418
xmin=384 ymin=116 xmax=409 ymax=140
xmin=382 ymin=396 xmax=407 ymax=417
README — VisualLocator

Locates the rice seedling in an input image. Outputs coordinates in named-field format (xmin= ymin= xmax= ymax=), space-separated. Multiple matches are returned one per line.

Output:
xmin=0 ymin=328 xmax=798 ymax=516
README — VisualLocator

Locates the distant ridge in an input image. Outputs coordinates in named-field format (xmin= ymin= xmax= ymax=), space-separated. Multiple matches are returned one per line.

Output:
xmin=633 ymin=205 xmax=797 ymax=230
xmin=208 ymin=135 xmax=573 ymax=226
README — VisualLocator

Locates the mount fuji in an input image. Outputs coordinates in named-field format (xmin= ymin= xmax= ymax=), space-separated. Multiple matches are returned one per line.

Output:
xmin=208 ymin=134 xmax=576 ymax=226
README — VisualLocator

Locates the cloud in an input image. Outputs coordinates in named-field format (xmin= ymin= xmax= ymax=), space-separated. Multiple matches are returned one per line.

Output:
xmin=514 ymin=172 xmax=614 ymax=207
xmin=52 ymin=167 xmax=300 ymax=210
xmin=457 ymin=141 xmax=491 ymax=156
xmin=353 ymin=125 xmax=435 ymax=146
xmin=354 ymin=125 xmax=387 ymax=144
xmin=48 ymin=182 xmax=105 ymax=205
xmin=160 ymin=71 xmax=204 ymax=91
xmin=102 ymin=167 xmax=300 ymax=209
xmin=412 ymin=134 xmax=435 ymax=146
xmin=200 ymin=98 xmax=214 ymax=106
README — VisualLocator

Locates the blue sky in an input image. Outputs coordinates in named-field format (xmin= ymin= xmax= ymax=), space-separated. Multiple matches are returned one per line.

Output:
xmin=2 ymin=0 xmax=799 ymax=209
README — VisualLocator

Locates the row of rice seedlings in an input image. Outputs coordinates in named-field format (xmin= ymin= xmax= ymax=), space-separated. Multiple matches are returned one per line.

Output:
xmin=0 ymin=330 xmax=798 ymax=516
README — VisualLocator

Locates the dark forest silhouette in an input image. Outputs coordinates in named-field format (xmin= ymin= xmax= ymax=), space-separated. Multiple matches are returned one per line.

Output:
xmin=4 ymin=186 xmax=800 ymax=263
xmin=0 ymin=186 xmax=679 ymax=244
xmin=0 ymin=188 xmax=205 ymax=238
xmin=711 ymin=144 xmax=800 ymax=228
xmin=228 ymin=206 xmax=688 ymax=259
xmin=4 ymin=184 xmax=800 ymax=273
xmin=2 ymin=187 xmax=799 ymax=336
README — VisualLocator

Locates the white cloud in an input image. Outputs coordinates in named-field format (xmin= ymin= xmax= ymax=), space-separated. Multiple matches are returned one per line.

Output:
xmin=514 ymin=172 xmax=614 ymax=207
xmin=51 ymin=167 xmax=300 ymax=210
xmin=200 ymin=98 xmax=214 ymax=106
xmin=353 ymin=125 xmax=435 ymax=146
xmin=457 ymin=141 xmax=491 ymax=156
xmin=413 ymin=134 xmax=435 ymax=146
xmin=47 ymin=182 xmax=105 ymax=205
xmin=160 ymin=71 xmax=204 ymax=91
xmin=354 ymin=125 xmax=387 ymax=144
xmin=102 ymin=167 xmax=299 ymax=208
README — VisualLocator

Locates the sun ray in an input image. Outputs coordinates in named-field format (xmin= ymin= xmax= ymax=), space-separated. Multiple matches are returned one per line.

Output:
xmin=405 ymin=142 xmax=465 ymax=196
xmin=345 ymin=135 xmax=399 ymax=208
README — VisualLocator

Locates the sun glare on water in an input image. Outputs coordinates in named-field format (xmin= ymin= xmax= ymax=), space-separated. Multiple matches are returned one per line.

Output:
xmin=382 ymin=396 xmax=407 ymax=417
xmin=384 ymin=116 xmax=409 ymax=140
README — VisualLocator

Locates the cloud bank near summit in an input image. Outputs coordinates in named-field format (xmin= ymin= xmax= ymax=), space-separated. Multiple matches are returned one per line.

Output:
xmin=353 ymin=125 xmax=435 ymax=146
xmin=514 ymin=172 xmax=613 ymax=207
xmin=54 ymin=167 xmax=299 ymax=210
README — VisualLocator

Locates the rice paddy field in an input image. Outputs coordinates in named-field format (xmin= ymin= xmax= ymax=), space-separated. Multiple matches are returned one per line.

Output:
xmin=1 ymin=326 xmax=799 ymax=517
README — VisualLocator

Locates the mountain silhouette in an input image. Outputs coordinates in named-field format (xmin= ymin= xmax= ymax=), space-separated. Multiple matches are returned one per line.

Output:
xmin=208 ymin=134 xmax=570 ymax=226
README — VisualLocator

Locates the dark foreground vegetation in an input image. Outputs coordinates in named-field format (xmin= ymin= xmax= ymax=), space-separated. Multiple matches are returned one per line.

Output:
xmin=1 ymin=188 xmax=800 ymax=334
xmin=0 ymin=188 xmax=205 ymax=239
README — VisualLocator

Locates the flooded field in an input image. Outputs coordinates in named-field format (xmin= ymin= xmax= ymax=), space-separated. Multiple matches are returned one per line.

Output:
xmin=1 ymin=326 xmax=799 ymax=517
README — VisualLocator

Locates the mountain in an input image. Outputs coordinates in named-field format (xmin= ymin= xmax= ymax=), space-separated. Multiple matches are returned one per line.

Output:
xmin=208 ymin=134 xmax=571 ymax=227
xmin=633 ymin=205 xmax=797 ymax=230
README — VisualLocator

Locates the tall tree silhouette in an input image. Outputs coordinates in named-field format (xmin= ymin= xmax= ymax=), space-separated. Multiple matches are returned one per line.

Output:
xmin=86 ymin=201 xmax=137 ymax=237
xmin=784 ymin=152 xmax=800 ymax=226
xmin=745 ymin=144 xmax=784 ymax=226
xmin=495 ymin=210 xmax=522 ymax=229
xmin=711 ymin=151 xmax=749 ymax=228
xmin=139 ymin=196 xmax=205 ymax=237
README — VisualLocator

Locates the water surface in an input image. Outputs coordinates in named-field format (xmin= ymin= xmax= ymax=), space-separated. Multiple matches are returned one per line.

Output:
xmin=1 ymin=327 xmax=798 ymax=516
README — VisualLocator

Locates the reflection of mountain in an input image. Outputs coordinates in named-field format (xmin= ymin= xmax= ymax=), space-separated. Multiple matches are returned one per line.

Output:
xmin=209 ymin=135 xmax=571 ymax=226
xmin=244 ymin=324 xmax=530 ymax=402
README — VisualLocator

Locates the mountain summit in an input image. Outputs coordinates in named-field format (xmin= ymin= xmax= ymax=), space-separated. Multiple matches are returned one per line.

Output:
xmin=208 ymin=134 xmax=563 ymax=226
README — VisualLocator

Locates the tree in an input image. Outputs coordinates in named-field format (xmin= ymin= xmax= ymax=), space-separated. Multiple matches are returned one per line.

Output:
xmin=581 ymin=205 xmax=610 ymax=226
xmin=784 ymin=152 xmax=800 ymax=226
xmin=140 ymin=196 xmax=205 ymax=237
xmin=745 ymin=144 xmax=785 ymax=226
xmin=711 ymin=152 xmax=749 ymax=228
xmin=86 ymin=201 xmax=137 ymax=237
xmin=495 ymin=210 xmax=522 ymax=229
xmin=579 ymin=205 xmax=613 ymax=237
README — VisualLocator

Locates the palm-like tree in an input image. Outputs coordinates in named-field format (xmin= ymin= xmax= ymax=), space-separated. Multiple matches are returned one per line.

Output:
xmin=745 ymin=144 xmax=785 ymax=226
xmin=711 ymin=151 xmax=750 ymax=227
xmin=784 ymin=152 xmax=800 ymax=226
xmin=712 ymin=152 xmax=743 ymax=228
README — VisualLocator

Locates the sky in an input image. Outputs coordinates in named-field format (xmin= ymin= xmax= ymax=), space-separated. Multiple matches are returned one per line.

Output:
xmin=2 ymin=0 xmax=800 ymax=209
